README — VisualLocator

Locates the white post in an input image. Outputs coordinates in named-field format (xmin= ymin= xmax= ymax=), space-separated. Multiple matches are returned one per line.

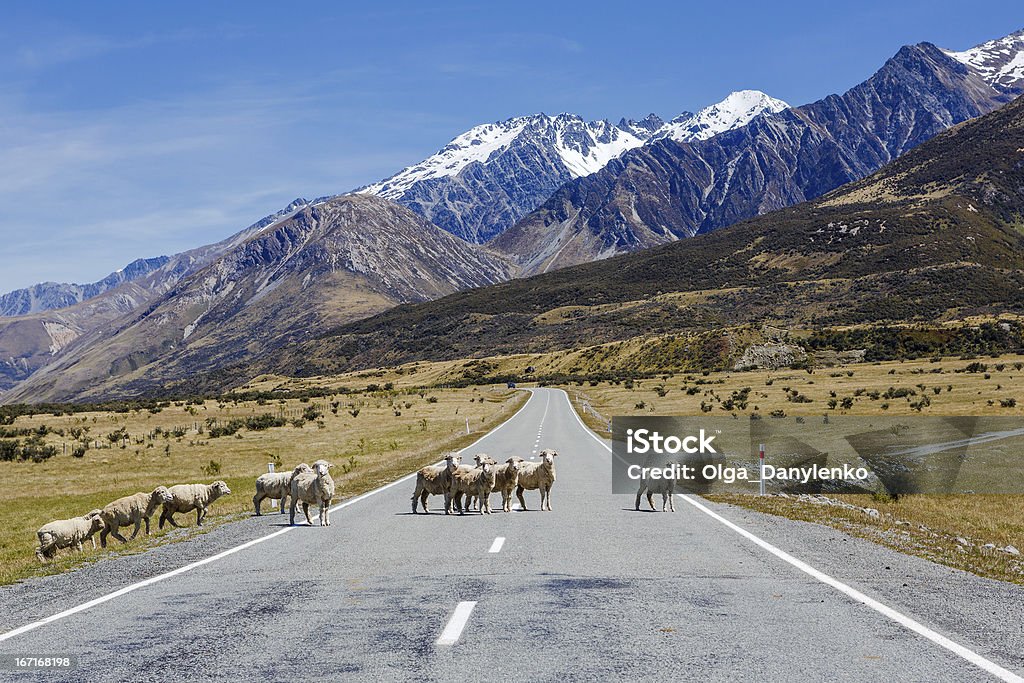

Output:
xmin=759 ymin=444 xmax=766 ymax=496
xmin=269 ymin=462 xmax=278 ymax=508
xmin=465 ymin=418 xmax=470 ymax=435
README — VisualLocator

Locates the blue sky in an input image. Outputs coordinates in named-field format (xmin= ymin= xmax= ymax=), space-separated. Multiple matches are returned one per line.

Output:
xmin=1 ymin=1 xmax=1022 ymax=292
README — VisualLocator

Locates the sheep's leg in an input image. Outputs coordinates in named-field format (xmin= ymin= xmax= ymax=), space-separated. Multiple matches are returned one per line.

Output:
xmin=546 ymin=486 xmax=553 ymax=511
xmin=668 ymin=493 xmax=675 ymax=512
xmin=289 ymin=498 xmax=297 ymax=526
xmin=143 ymin=516 xmax=151 ymax=535
xmin=422 ymin=490 xmax=431 ymax=513
xmin=635 ymin=488 xmax=644 ymax=511
xmin=647 ymin=491 xmax=656 ymax=511
xmin=411 ymin=488 xmax=420 ymax=514
xmin=159 ymin=508 xmax=180 ymax=529
xmin=90 ymin=536 xmax=97 ymax=550
xmin=443 ymin=491 xmax=452 ymax=515
xmin=74 ymin=540 xmax=84 ymax=553
xmin=129 ymin=519 xmax=143 ymax=540
xmin=100 ymin=527 xmax=110 ymax=548
xmin=302 ymin=502 xmax=312 ymax=525
xmin=110 ymin=524 xmax=129 ymax=544
xmin=279 ymin=493 xmax=288 ymax=514
xmin=516 ymin=485 xmax=528 ymax=511
xmin=196 ymin=507 xmax=204 ymax=526
xmin=253 ymin=493 xmax=264 ymax=516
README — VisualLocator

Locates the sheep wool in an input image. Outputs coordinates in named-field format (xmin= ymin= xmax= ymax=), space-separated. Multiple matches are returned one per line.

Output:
xmin=516 ymin=449 xmax=558 ymax=511
xmin=290 ymin=460 xmax=336 ymax=526
xmin=100 ymin=486 xmax=174 ymax=547
xmin=35 ymin=510 xmax=104 ymax=562
xmin=159 ymin=481 xmax=232 ymax=529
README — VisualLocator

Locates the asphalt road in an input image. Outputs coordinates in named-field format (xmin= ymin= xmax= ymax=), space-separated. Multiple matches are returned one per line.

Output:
xmin=1 ymin=388 xmax=1022 ymax=682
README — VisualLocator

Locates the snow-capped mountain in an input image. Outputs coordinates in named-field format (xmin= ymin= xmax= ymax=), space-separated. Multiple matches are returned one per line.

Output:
xmin=358 ymin=91 xmax=787 ymax=243
xmin=362 ymin=115 xmax=650 ymax=198
xmin=492 ymin=38 xmax=1018 ymax=275
xmin=651 ymin=90 xmax=789 ymax=142
xmin=357 ymin=113 xmax=658 ymax=243
xmin=943 ymin=28 xmax=1024 ymax=91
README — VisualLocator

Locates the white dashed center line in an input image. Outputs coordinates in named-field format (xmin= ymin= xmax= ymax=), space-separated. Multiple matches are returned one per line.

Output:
xmin=437 ymin=601 xmax=477 ymax=646
xmin=488 ymin=537 xmax=505 ymax=553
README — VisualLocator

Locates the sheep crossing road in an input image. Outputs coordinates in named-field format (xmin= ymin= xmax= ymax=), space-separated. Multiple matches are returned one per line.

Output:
xmin=1 ymin=389 xmax=1023 ymax=681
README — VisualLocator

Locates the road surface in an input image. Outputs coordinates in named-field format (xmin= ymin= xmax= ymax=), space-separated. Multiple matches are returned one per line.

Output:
xmin=0 ymin=388 xmax=1022 ymax=681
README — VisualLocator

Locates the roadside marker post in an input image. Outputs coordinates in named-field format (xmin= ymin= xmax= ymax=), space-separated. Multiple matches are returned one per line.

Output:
xmin=466 ymin=418 xmax=470 ymax=435
xmin=268 ymin=463 xmax=278 ymax=508
xmin=759 ymin=444 xmax=766 ymax=496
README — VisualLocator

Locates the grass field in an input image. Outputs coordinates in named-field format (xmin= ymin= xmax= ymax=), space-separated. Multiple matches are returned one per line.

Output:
xmin=0 ymin=386 xmax=525 ymax=585
xmin=562 ymin=354 xmax=1024 ymax=584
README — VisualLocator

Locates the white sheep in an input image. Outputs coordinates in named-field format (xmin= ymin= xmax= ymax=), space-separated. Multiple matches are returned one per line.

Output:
xmin=466 ymin=456 xmax=524 ymax=513
xmin=450 ymin=454 xmax=497 ymax=515
xmin=411 ymin=453 xmax=461 ymax=514
xmin=100 ymin=486 xmax=174 ymax=546
xmin=159 ymin=481 xmax=232 ymax=529
xmin=635 ymin=476 xmax=675 ymax=512
xmin=516 ymin=449 xmax=557 ymax=511
xmin=35 ymin=510 xmax=104 ymax=562
xmin=290 ymin=459 xmax=335 ymax=526
xmin=253 ymin=464 xmax=312 ymax=515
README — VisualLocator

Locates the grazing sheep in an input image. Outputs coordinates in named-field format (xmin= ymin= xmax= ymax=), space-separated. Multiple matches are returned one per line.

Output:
xmin=466 ymin=457 xmax=524 ymax=513
xmin=516 ymin=449 xmax=557 ymax=511
xmin=159 ymin=481 xmax=232 ymax=529
xmin=290 ymin=459 xmax=336 ymax=526
xmin=411 ymin=453 xmax=461 ymax=514
xmin=635 ymin=477 xmax=675 ymax=512
xmin=450 ymin=454 xmax=497 ymax=515
xmin=35 ymin=510 xmax=103 ymax=562
xmin=254 ymin=464 xmax=312 ymax=515
xmin=100 ymin=486 xmax=174 ymax=546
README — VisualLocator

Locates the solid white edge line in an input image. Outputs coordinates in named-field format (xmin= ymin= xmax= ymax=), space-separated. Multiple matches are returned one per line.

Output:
xmin=436 ymin=600 xmax=477 ymax=646
xmin=559 ymin=389 xmax=1024 ymax=683
xmin=0 ymin=389 xmax=540 ymax=644
xmin=488 ymin=537 xmax=505 ymax=554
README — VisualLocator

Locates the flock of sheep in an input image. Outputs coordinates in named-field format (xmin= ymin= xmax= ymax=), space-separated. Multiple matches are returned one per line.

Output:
xmin=34 ymin=448 xmax=556 ymax=561
xmin=411 ymin=449 xmax=558 ymax=515
xmin=253 ymin=459 xmax=336 ymax=525
xmin=35 ymin=481 xmax=232 ymax=562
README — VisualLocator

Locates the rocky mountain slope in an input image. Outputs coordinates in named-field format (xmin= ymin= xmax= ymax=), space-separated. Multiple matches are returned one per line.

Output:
xmin=357 ymin=92 xmax=787 ymax=243
xmin=0 ymin=198 xmax=317 ymax=392
xmin=2 ymin=195 xmax=511 ymax=403
xmin=253 ymin=91 xmax=1024 ymax=380
xmin=491 ymin=35 xmax=1024 ymax=275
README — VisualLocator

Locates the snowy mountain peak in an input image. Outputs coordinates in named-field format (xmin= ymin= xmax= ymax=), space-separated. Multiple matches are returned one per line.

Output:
xmin=359 ymin=113 xmax=653 ymax=200
xmin=942 ymin=29 xmax=1024 ymax=91
xmin=652 ymin=90 xmax=790 ymax=143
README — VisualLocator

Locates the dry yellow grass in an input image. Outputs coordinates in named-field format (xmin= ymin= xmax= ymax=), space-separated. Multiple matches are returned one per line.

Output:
xmin=562 ymin=355 xmax=1024 ymax=583
xmin=0 ymin=386 xmax=525 ymax=585
xmin=568 ymin=353 xmax=1024 ymax=419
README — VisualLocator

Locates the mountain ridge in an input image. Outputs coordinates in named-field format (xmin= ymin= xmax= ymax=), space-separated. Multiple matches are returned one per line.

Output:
xmin=243 ymin=90 xmax=1024 ymax=382
xmin=490 ymin=40 xmax=1019 ymax=275
xmin=1 ymin=195 xmax=512 ymax=403
xmin=357 ymin=90 xmax=788 ymax=243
